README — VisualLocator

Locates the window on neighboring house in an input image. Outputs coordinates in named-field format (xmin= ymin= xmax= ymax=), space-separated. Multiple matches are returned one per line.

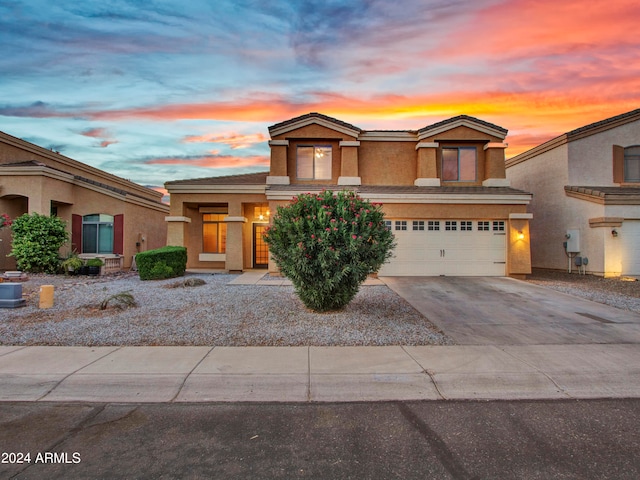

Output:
xmin=203 ymin=214 xmax=227 ymax=253
xmin=624 ymin=146 xmax=640 ymax=182
xmin=297 ymin=145 xmax=332 ymax=180
xmin=442 ymin=147 xmax=477 ymax=182
xmin=82 ymin=214 xmax=114 ymax=254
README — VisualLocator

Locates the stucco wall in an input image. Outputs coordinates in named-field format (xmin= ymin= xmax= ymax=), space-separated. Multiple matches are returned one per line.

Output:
xmin=506 ymin=143 xmax=570 ymax=270
xmin=567 ymin=118 xmax=640 ymax=186
xmin=359 ymin=141 xmax=417 ymax=186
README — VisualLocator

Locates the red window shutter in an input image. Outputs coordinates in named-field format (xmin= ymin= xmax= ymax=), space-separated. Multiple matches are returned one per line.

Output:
xmin=613 ymin=145 xmax=624 ymax=183
xmin=114 ymin=214 xmax=124 ymax=255
xmin=71 ymin=214 xmax=82 ymax=253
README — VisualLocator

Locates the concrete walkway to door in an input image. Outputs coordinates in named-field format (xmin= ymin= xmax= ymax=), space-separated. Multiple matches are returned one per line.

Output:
xmin=381 ymin=276 xmax=640 ymax=345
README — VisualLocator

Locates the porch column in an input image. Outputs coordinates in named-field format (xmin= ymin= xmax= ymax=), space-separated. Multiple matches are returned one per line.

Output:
xmin=165 ymin=216 xmax=191 ymax=247
xmin=483 ymin=143 xmax=510 ymax=187
xmin=508 ymin=213 xmax=533 ymax=278
xmin=338 ymin=141 xmax=361 ymax=186
xmin=225 ymin=201 xmax=246 ymax=273
xmin=415 ymin=142 xmax=440 ymax=186
xmin=267 ymin=140 xmax=290 ymax=185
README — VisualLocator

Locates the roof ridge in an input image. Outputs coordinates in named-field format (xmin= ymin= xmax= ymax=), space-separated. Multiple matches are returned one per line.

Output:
xmin=566 ymin=108 xmax=640 ymax=137
xmin=418 ymin=114 xmax=508 ymax=135
xmin=268 ymin=112 xmax=362 ymax=133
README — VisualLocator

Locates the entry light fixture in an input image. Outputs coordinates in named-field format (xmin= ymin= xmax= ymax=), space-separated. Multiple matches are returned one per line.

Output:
xmin=612 ymin=229 xmax=618 ymax=237
xmin=517 ymin=231 xmax=525 ymax=240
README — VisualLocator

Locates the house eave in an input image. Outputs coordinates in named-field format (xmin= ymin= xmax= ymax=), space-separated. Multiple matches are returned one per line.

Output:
xmin=167 ymin=184 xmax=266 ymax=195
xmin=269 ymin=116 xmax=360 ymax=138
xmin=418 ymin=118 xmax=507 ymax=141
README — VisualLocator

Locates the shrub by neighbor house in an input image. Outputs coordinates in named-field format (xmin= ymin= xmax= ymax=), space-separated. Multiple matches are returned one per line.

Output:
xmin=9 ymin=213 xmax=69 ymax=273
xmin=263 ymin=190 xmax=395 ymax=312
xmin=136 ymin=246 xmax=187 ymax=280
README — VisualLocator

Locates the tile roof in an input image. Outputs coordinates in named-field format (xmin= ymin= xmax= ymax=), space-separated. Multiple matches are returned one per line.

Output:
xmin=166 ymin=171 xmax=269 ymax=186
xmin=566 ymin=108 xmax=640 ymax=137
xmin=268 ymin=112 xmax=362 ymax=134
xmin=565 ymin=185 xmax=640 ymax=197
xmin=0 ymin=160 xmax=48 ymax=167
xmin=0 ymin=159 xmax=148 ymax=199
xmin=417 ymin=115 xmax=508 ymax=136
xmin=266 ymin=184 xmax=530 ymax=196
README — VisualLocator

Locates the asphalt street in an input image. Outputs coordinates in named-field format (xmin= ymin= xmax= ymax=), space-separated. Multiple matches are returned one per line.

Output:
xmin=2 ymin=399 xmax=639 ymax=479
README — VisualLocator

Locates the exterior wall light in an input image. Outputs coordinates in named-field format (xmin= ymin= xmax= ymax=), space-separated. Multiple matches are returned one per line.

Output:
xmin=612 ymin=229 xmax=618 ymax=237
xmin=517 ymin=231 xmax=525 ymax=240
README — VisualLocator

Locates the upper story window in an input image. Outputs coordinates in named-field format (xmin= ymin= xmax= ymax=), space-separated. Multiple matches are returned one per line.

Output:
xmin=297 ymin=146 xmax=332 ymax=180
xmin=624 ymin=146 xmax=640 ymax=182
xmin=442 ymin=147 xmax=477 ymax=182
xmin=82 ymin=214 xmax=113 ymax=254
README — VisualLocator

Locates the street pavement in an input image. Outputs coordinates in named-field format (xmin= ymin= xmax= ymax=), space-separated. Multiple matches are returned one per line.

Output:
xmin=1 ymin=399 xmax=639 ymax=479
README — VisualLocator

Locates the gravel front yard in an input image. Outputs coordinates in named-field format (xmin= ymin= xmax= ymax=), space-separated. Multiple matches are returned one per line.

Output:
xmin=2 ymin=269 xmax=637 ymax=347
xmin=0 ymin=273 xmax=451 ymax=346
xmin=525 ymin=269 xmax=640 ymax=313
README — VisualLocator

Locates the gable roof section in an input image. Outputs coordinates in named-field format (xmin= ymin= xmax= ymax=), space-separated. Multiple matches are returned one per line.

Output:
xmin=566 ymin=108 xmax=640 ymax=141
xmin=268 ymin=112 xmax=362 ymax=138
xmin=165 ymin=171 xmax=269 ymax=194
xmin=0 ymin=130 xmax=164 ymax=202
xmin=417 ymin=115 xmax=508 ymax=140
xmin=166 ymin=171 xmax=268 ymax=186
xmin=507 ymin=107 xmax=640 ymax=168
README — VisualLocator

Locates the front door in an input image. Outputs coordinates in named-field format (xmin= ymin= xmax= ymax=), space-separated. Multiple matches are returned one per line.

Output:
xmin=253 ymin=223 xmax=269 ymax=269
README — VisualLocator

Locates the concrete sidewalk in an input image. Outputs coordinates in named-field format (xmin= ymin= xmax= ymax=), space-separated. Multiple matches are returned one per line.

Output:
xmin=1 ymin=344 xmax=638 ymax=403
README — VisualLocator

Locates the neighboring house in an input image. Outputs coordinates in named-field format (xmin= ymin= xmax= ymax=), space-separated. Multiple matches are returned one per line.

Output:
xmin=506 ymin=108 xmax=640 ymax=277
xmin=0 ymin=131 xmax=169 ymax=270
xmin=165 ymin=112 xmax=533 ymax=277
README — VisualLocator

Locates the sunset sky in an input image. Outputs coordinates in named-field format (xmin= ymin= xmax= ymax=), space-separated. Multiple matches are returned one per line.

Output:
xmin=1 ymin=0 xmax=639 ymax=191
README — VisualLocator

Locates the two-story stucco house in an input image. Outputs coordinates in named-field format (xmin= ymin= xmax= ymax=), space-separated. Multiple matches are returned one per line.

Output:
xmin=166 ymin=113 xmax=533 ymax=277
xmin=0 ymin=131 xmax=169 ymax=270
xmin=506 ymin=108 xmax=640 ymax=277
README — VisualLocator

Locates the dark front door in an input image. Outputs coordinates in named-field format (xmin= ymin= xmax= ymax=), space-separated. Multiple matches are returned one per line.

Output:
xmin=253 ymin=223 xmax=269 ymax=269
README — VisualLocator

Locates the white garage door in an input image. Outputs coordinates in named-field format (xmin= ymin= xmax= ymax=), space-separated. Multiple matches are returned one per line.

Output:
xmin=620 ymin=220 xmax=640 ymax=276
xmin=378 ymin=220 xmax=506 ymax=276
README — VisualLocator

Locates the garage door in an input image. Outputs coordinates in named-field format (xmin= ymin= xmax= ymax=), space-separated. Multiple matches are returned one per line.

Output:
xmin=620 ymin=220 xmax=640 ymax=276
xmin=378 ymin=220 xmax=506 ymax=276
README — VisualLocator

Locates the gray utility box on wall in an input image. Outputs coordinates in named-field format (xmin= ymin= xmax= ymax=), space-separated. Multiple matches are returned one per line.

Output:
xmin=566 ymin=229 xmax=580 ymax=253
xmin=0 ymin=283 xmax=26 ymax=308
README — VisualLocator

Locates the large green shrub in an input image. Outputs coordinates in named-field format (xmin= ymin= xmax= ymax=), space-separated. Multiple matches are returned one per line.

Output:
xmin=264 ymin=190 xmax=395 ymax=312
xmin=136 ymin=246 xmax=187 ymax=280
xmin=9 ymin=213 xmax=69 ymax=273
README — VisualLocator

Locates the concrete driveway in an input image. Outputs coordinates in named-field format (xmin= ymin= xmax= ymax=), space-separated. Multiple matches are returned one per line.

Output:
xmin=381 ymin=276 xmax=640 ymax=345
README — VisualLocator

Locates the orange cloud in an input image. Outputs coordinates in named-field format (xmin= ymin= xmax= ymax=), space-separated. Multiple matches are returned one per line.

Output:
xmin=183 ymin=132 xmax=267 ymax=149
xmin=433 ymin=0 xmax=640 ymax=61
xmin=79 ymin=127 xmax=118 ymax=148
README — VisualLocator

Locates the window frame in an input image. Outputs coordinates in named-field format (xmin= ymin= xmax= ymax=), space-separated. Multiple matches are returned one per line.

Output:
xmin=82 ymin=214 xmax=114 ymax=254
xmin=441 ymin=147 xmax=477 ymax=182
xmin=624 ymin=145 xmax=640 ymax=183
xmin=202 ymin=213 xmax=227 ymax=254
xmin=296 ymin=145 xmax=333 ymax=180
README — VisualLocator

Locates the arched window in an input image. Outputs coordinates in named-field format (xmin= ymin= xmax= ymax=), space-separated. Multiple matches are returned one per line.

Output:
xmin=624 ymin=146 xmax=640 ymax=182
xmin=82 ymin=214 xmax=114 ymax=254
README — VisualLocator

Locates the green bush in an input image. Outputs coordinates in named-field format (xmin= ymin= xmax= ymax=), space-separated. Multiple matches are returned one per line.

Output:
xmin=263 ymin=190 xmax=395 ymax=312
xmin=86 ymin=258 xmax=104 ymax=267
xmin=9 ymin=213 xmax=69 ymax=273
xmin=136 ymin=246 xmax=187 ymax=280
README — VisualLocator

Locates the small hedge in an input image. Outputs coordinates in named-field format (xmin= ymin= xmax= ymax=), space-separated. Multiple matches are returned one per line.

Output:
xmin=136 ymin=246 xmax=187 ymax=280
